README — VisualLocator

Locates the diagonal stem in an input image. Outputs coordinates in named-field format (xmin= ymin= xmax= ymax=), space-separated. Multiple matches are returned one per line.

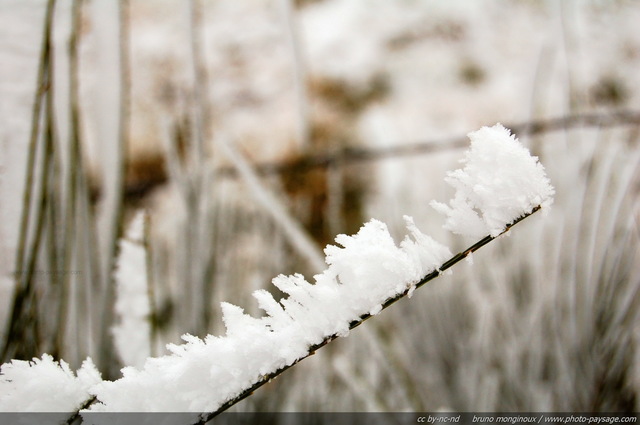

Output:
xmin=212 ymin=111 xmax=640 ymax=179
xmin=197 ymin=206 xmax=541 ymax=423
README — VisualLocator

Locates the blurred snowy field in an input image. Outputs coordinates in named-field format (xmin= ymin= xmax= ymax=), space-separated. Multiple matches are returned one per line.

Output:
xmin=0 ymin=0 xmax=639 ymax=413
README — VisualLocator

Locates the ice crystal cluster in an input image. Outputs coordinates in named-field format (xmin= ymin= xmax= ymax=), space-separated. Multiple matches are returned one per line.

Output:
xmin=0 ymin=355 xmax=100 ymax=412
xmin=87 ymin=216 xmax=452 ymax=412
xmin=0 ymin=124 xmax=554 ymax=413
xmin=431 ymin=124 xmax=554 ymax=238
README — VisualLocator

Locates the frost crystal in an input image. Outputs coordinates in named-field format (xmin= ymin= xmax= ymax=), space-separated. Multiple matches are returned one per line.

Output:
xmin=431 ymin=124 xmax=554 ymax=238
xmin=88 ymin=219 xmax=451 ymax=412
xmin=0 ymin=123 xmax=553 ymax=414
xmin=0 ymin=355 xmax=101 ymax=412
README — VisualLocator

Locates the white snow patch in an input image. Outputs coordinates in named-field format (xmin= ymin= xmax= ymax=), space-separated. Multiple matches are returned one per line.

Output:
xmin=113 ymin=211 xmax=151 ymax=369
xmin=431 ymin=124 xmax=554 ymax=238
xmin=0 ymin=355 xmax=101 ymax=412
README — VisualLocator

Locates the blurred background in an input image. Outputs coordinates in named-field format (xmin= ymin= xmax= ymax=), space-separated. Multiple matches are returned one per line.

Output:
xmin=0 ymin=0 xmax=639 ymax=413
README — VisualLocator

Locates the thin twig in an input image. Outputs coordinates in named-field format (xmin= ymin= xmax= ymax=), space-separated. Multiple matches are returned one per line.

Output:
xmin=216 ymin=137 xmax=326 ymax=272
xmin=98 ymin=0 xmax=131 ymax=379
xmin=9 ymin=79 xmax=57 ymax=359
xmin=11 ymin=0 xmax=56 ymax=281
xmin=55 ymin=0 xmax=84 ymax=360
xmin=213 ymin=111 xmax=640 ymax=179
xmin=1 ymin=0 xmax=57 ymax=363
xmin=188 ymin=0 xmax=209 ymax=162
xmin=280 ymin=0 xmax=311 ymax=151
xmin=186 ymin=0 xmax=213 ymax=334
xmin=76 ymin=160 xmax=102 ymax=368
xmin=197 ymin=206 xmax=541 ymax=423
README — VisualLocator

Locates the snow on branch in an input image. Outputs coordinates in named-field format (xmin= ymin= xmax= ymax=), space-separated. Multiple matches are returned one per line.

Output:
xmin=0 ymin=124 xmax=553 ymax=417
xmin=431 ymin=124 xmax=554 ymax=238
xmin=0 ymin=355 xmax=100 ymax=412
xmin=87 ymin=217 xmax=452 ymax=413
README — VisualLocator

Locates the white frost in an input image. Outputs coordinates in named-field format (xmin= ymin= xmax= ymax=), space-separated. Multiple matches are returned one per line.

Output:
xmin=88 ymin=218 xmax=451 ymax=412
xmin=431 ymin=124 xmax=554 ymax=238
xmin=0 ymin=355 xmax=101 ymax=412
xmin=0 ymin=123 xmax=554 ymax=414
xmin=113 ymin=211 xmax=151 ymax=369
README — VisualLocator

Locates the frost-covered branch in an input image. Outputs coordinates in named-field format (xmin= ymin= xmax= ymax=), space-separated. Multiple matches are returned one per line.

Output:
xmin=0 ymin=124 xmax=554 ymax=419
xmin=197 ymin=124 xmax=554 ymax=421
xmin=199 ymin=206 xmax=541 ymax=423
